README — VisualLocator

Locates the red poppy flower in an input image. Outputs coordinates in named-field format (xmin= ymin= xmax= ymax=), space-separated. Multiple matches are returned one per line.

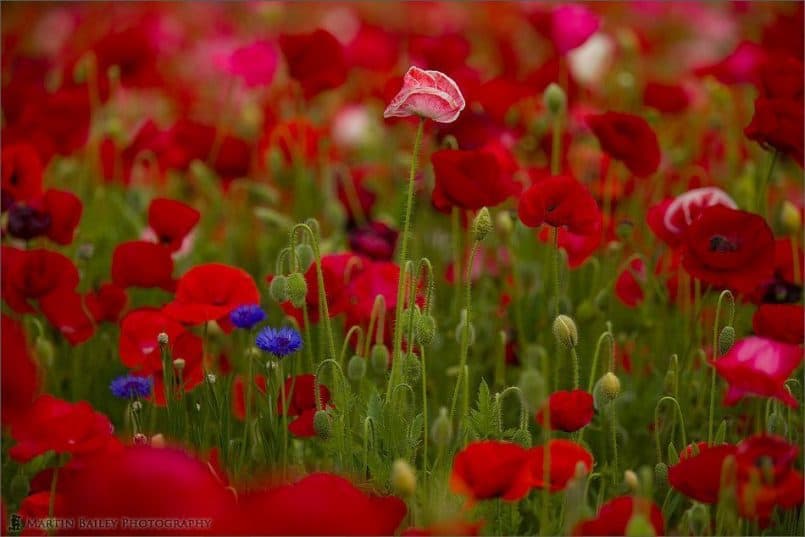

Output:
xmin=451 ymin=440 xmax=534 ymax=501
xmin=147 ymin=198 xmax=200 ymax=252
xmin=228 ymin=473 xmax=406 ymax=535
xmin=225 ymin=40 xmax=279 ymax=88
xmin=519 ymin=174 xmax=601 ymax=236
xmin=754 ymin=55 xmax=804 ymax=101
xmin=59 ymin=446 xmax=235 ymax=535
xmin=680 ymin=206 xmax=774 ymax=293
xmin=693 ymin=41 xmax=767 ymax=86
xmin=111 ymin=241 xmax=175 ymax=291
xmin=41 ymin=189 xmax=82 ymax=245
xmin=345 ymin=23 xmax=400 ymax=72
xmin=745 ymin=98 xmax=804 ymax=166
xmin=529 ymin=439 xmax=593 ymax=492
xmin=1 ymin=246 xmax=79 ymax=314
xmin=163 ymin=263 xmax=260 ymax=326
xmin=276 ymin=374 xmax=331 ymax=438
xmin=348 ymin=221 xmax=398 ymax=261
xmin=279 ymin=29 xmax=347 ymax=99
xmin=38 ymin=287 xmax=95 ymax=346
xmin=9 ymin=395 xmax=118 ymax=463
xmin=586 ymin=112 xmax=661 ymax=177
xmin=340 ymin=261 xmax=413 ymax=332
xmin=647 ymin=187 xmax=738 ymax=249
xmin=537 ymin=225 xmax=603 ymax=269
xmin=85 ymin=283 xmax=128 ymax=324
xmin=669 ymin=443 xmax=737 ymax=503
xmin=643 ymin=81 xmax=690 ymax=114
xmin=431 ymin=144 xmax=521 ymax=212
xmin=573 ymin=496 xmax=664 ymax=536
xmin=1 ymin=143 xmax=43 ymax=206
xmin=714 ymin=336 xmax=802 ymax=408
xmin=1 ymin=315 xmax=40 ymax=428
xmin=232 ymin=374 xmax=268 ymax=421
xmin=614 ymin=258 xmax=646 ymax=308
xmin=475 ymin=77 xmax=532 ymax=123
xmin=536 ymin=390 xmax=595 ymax=432
xmin=752 ymin=303 xmax=804 ymax=345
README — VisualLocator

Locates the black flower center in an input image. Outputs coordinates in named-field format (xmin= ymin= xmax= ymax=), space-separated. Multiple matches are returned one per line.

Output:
xmin=709 ymin=235 xmax=738 ymax=252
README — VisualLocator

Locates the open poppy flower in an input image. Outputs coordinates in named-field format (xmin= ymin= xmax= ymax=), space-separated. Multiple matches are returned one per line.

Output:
xmin=224 ymin=39 xmax=279 ymax=88
xmin=348 ymin=221 xmax=398 ymax=261
xmin=163 ymin=263 xmax=260 ymax=326
xmin=276 ymin=374 xmax=331 ymax=438
xmin=451 ymin=440 xmax=533 ymax=501
xmin=573 ymin=496 xmax=664 ymax=536
xmin=279 ymin=29 xmax=347 ymax=99
xmin=536 ymin=390 xmax=595 ymax=432
xmin=519 ymin=174 xmax=601 ymax=236
xmin=384 ymin=65 xmax=466 ymax=124
xmin=669 ymin=442 xmax=737 ymax=503
xmin=586 ymin=112 xmax=661 ymax=177
xmin=146 ymin=198 xmax=200 ymax=253
xmin=1 ymin=143 xmax=43 ymax=207
xmin=652 ymin=187 xmax=738 ymax=249
xmin=1 ymin=314 xmax=40 ymax=428
xmin=84 ymin=283 xmax=128 ymax=324
xmin=228 ymin=472 xmax=406 ymax=535
xmin=643 ymin=81 xmax=690 ymax=114
xmin=111 ymin=241 xmax=176 ymax=291
xmin=752 ymin=303 xmax=804 ymax=345
xmin=40 ymin=189 xmax=83 ymax=245
xmin=680 ymin=206 xmax=775 ymax=293
xmin=714 ymin=336 xmax=802 ymax=408
xmin=529 ymin=439 xmax=593 ymax=492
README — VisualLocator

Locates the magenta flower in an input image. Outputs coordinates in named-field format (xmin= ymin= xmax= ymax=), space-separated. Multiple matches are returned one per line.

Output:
xmin=383 ymin=66 xmax=465 ymax=124
xmin=715 ymin=336 xmax=802 ymax=408
xmin=551 ymin=4 xmax=600 ymax=55
xmin=226 ymin=40 xmax=279 ymax=88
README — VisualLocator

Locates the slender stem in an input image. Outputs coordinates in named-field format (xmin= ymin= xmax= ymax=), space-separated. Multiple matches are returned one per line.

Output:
xmin=570 ymin=347 xmax=580 ymax=390
xmin=551 ymin=226 xmax=561 ymax=317
xmin=708 ymin=290 xmax=733 ymax=445
xmin=654 ymin=396 xmax=688 ymax=463
xmin=551 ymin=108 xmax=562 ymax=176
xmin=421 ymin=346 xmax=429 ymax=477
xmin=609 ymin=404 xmax=619 ymax=483
xmin=449 ymin=241 xmax=481 ymax=427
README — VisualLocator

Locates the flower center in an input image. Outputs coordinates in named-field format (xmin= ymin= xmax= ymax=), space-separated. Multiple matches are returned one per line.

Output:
xmin=708 ymin=235 xmax=738 ymax=252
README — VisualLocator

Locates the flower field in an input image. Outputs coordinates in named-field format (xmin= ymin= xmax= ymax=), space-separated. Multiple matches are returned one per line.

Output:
xmin=1 ymin=2 xmax=803 ymax=536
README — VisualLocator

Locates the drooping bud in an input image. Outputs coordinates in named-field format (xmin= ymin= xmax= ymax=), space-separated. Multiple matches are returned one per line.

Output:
xmin=431 ymin=407 xmax=453 ymax=447
xmin=206 ymin=373 xmax=217 ymax=385
xmin=415 ymin=313 xmax=436 ymax=345
xmin=313 ymin=409 xmax=331 ymax=440
xmin=518 ymin=368 xmax=547 ymax=413
xmin=472 ymin=207 xmax=493 ymax=242
xmin=511 ymin=427 xmax=532 ymax=448
xmin=552 ymin=314 xmax=578 ymax=349
xmin=718 ymin=326 xmax=735 ymax=356
xmin=157 ymin=332 xmax=170 ymax=347
xmin=767 ymin=412 xmax=787 ymax=436
xmin=347 ymin=354 xmax=367 ymax=381
xmin=269 ymin=275 xmax=289 ymax=303
xmin=286 ymin=272 xmax=308 ymax=308
xmin=403 ymin=353 xmax=422 ymax=383
xmin=576 ymin=300 xmax=599 ymax=322
xmin=295 ymin=244 xmax=315 ymax=271
xmin=593 ymin=372 xmax=621 ymax=410
xmin=391 ymin=459 xmax=417 ymax=497
xmin=304 ymin=218 xmax=320 ymax=239
xmin=543 ymin=83 xmax=567 ymax=117
xmin=370 ymin=344 xmax=390 ymax=374
xmin=624 ymin=469 xmax=639 ymax=491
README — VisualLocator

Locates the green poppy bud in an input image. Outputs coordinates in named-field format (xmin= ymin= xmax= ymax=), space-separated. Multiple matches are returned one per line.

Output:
xmin=718 ymin=326 xmax=735 ymax=356
xmin=313 ymin=409 xmax=331 ymax=440
xmin=626 ymin=514 xmax=656 ymax=537
xmin=543 ymin=83 xmax=567 ymax=117
xmin=347 ymin=354 xmax=367 ymax=381
xmin=472 ymin=207 xmax=493 ymax=242
xmin=391 ymin=459 xmax=416 ymax=497
xmin=269 ymin=275 xmax=289 ymax=303
xmin=370 ymin=344 xmax=390 ymax=374
xmin=431 ymin=407 xmax=453 ymax=447
xmin=415 ymin=313 xmax=436 ymax=345
xmin=286 ymin=272 xmax=308 ymax=308
xmin=552 ymin=314 xmax=578 ymax=349
xmin=654 ymin=462 xmax=668 ymax=488
xmin=518 ymin=368 xmax=547 ymax=413
xmin=593 ymin=372 xmax=621 ymax=410
xmin=295 ymin=244 xmax=315 ymax=271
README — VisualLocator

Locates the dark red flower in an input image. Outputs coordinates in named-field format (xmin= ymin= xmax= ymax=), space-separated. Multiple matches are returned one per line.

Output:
xmin=348 ymin=221 xmax=398 ymax=261
xmin=475 ymin=77 xmax=533 ymax=123
xmin=232 ymin=374 xmax=267 ymax=421
xmin=38 ymin=287 xmax=95 ymax=346
xmin=336 ymin=166 xmax=379 ymax=224
xmin=1 ymin=143 xmax=43 ymax=206
xmin=614 ymin=258 xmax=646 ymax=308
xmin=1 ymin=315 xmax=40 ymax=428
xmin=647 ymin=187 xmax=738 ymax=249
xmin=5 ymin=202 xmax=51 ymax=241
xmin=714 ymin=336 xmax=802 ymax=408
xmin=536 ymin=390 xmax=595 ymax=432
xmin=755 ymin=55 xmax=804 ymax=101
xmin=752 ymin=303 xmax=804 ymax=345
xmin=529 ymin=439 xmax=593 ymax=492
xmin=586 ymin=112 xmax=661 ymax=177
xmin=450 ymin=440 xmax=533 ymax=501
xmin=1 ymin=246 xmax=79 ymax=313
xmin=745 ymin=98 xmax=804 ymax=166
xmin=573 ymin=496 xmax=664 ymax=536
xmin=279 ymin=29 xmax=347 ymax=99
xmin=345 ymin=23 xmax=400 ymax=72
xmin=643 ymin=81 xmax=690 ymax=114
xmin=147 ymin=198 xmax=200 ymax=252
xmin=680 ymin=206 xmax=774 ymax=293
xmin=276 ymin=374 xmax=331 ymax=438
xmin=163 ymin=263 xmax=260 ymax=326
xmin=84 ymin=283 xmax=128 ymax=324
xmin=111 ymin=241 xmax=175 ymax=291
xmin=228 ymin=473 xmax=406 ymax=535
xmin=431 ymin=144 xmax=521 ymax=212
xmin=537 ymin=225 xmax=603 ymax=269
xmin=41 ymin=189 xmax=82 ymax=245
xmin=669 ymin=443 xmax=737 ymax=503
xmin=518 ymin=174 xmax=601 ymax=236
xmin=9 ymin=395 xmax=118 ymax=463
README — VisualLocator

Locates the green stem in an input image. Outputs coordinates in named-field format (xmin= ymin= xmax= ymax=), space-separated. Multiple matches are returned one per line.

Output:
xmin=570 ymin=347 xmax=580 ymax=390
xmin=708 ymin=290 xmax=734 ymax=445
xmin=609 ymin=404 xmax=619 ymax=483
xmin=551 ymin=226 xmax=561 ymax=317
xmin=654 ymin=396 xmax=688 ymax=463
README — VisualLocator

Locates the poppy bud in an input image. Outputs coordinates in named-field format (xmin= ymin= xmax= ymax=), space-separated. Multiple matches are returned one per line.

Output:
xmin=496 ymin=211 xmax=514 ymax=236
xmin=313 ymin=409 xmax=331 ymax=440
xmin=595 ymin=289 xmax=609 ymax=309
xmin=616 ymin=220 xmax=634 ymax=241
xmin=455 ymin=310 xmax=475 ymax=346
xmin=512 ymin=427 xmax=532 ymax=448
xmin=34 ymin=337 xmax=54 ymax=368
xmin=718 ymin=326 xmax=735 ymax=355
xmin=370 ymin=344 xmax=390 ymax=373
xmin=347 ymin=354 xmax=367 ymax=381
xmin=654 ymin=462 xmax=668 ymax=488
xmin=593 ymin=372 xmax=620 ymax=410
xmin=415 ymin=313 xmax=436 ymax=345
xmin=391 ymin=459 xmax=416 ymax=497
xmin=173 ymin=358 xmax=186 ymax=371
xmin=780 ymin=200 xmax=801 ymax=234
xmin=404 ymin=353 xmax=422 ymax=383
xmin=472 ymin=207 xmax=493 ymax=242
xmin=77 ymin=243 xmax=95 ymax=261
xmin=400 ymin=306 xmax=419 ymax=336
xmin=576 ymin=300 xmax=598 ymax=322
xmin=295 ymin=244 xmax=315 ymax=270
xmin=543 ymin=83 xmax=566 ymax=117
xmin=624 ymin=469 xmax=639 ymax=491
xmin=10 ymin=472 xmax=29 ymax=500
xmin=286 ymin=272 xmax=308 ymax=308
xmin=157 ymin=332 xmax=169 ymax=347
xmin=207 ymin=373 xmax=217 ymax=384
xmin=441 ymin=134 xmax=459 ymax=150
xmin=518 ymin=368 xmax=547 ymax=413
xmin=625 ymin=514 xmax=656 ymax=537
xmin=431 ymin=407 xmax=453 ymax=447
xmin=269 ymin=275 xmax=289 ymax=303
xmin=552 ymin=314 xmax=578 ymax=349
xmin=522 ymin=344 xmax=547 ymax=369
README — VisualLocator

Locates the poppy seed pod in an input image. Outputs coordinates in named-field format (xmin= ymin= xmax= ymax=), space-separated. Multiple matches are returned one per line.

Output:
xmin=295 ymin=244 xmax=315 ymax=270
xmin=415 ymin=313 xmax=436 ymax=345
xmin=391 ymin=459 xmax=416 ymax=497
xmin=518 ymin=368 xmax=547 ymax=413
xmin=269 ymin=275 xmax=289 ymax=303
xmin=286 ymin=272 xmax=307 ymax=308
xmin=718 ymin=326 xmax=735 ymax=356
xmin=472 ymin=207 xmax=493 ymax=242
xmin=313 ymin=409 xmax=331 ymax=440
xmin=552 ymin=314 xmax=578 ymax=349
xmin=543 ymin=83 xmax=567 ymax=117
xmin=370 ymin=344 xmax=390 ymax=374
xmin=431 ymin=407 xmax=453 ymax=447
xmin=347 ymin=354 xmax=367 ymax=381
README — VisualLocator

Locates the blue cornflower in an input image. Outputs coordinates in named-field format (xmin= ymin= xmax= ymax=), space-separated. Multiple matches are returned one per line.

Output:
xmin=110 ymin=375 xmax=153 ymax=399
xmin=255 ymin=326 xmax=303 ymax=358
xmin=230 ymin=304 xmax=267 ymax=329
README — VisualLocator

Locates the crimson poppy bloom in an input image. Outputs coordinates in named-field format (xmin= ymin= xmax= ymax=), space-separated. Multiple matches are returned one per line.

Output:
xmin=669 ymin=443 xmax=737 ymax=503
xmin=111 ymin=241 xmax=175 ymax=291
xmin=643 ymin=81 xmax=690 ymax=114
xmin=1 ymin=315 xmax=40 ymax=428
xmin=84 ymin=283 xmax=128 ymax=324
xmin=1 ymin=143 xmax=43 ymax=206
xmin=276 ymin=374 xmax=331 ymax=438
xmin=348 ymin=221 xmax=399 ymax=261
xmin=536 ymin=390 xmax=595 ymax=432
xmin=714 ymin=336 xmax=802 ymax=408
xmin=146 ymin=198 xmax=200 ymax=252
xmin=163 ymin=263 xmax=260 ymax=326
xmin=228 ymin=473 xmax=406 ymax=535
xmin=752 ymin=303 xmax=804 ymax=345
xmin=614 ymin=258 xmax=646 ymax=308
xmin=586 ymin=112 xmax=661 ymax=177
xmin=232 ymin=374 xmax=268 ymax=421
xmin=648 ymin=187 xmax=738 ymax=249
xmin=41 ymin=189 xmax=82 ymax=245
xmin=745 ymin=98 xmax=804 ymax=166
xmin=519 ymin=174 xmax=601 ymax=236
xmin=573 ymin=496 xmax=664 ymax=536
xmin=537 ymin=225 xmax=603 ymax=269
xmin=680 ymin=206 xmax=774 ymax=293
xmin=38 ymin=286 xmax=95 ymax=346
xmin=529 ymin=439 xmax=593 ymax=492
xmin=9 ymin=395 xmax=118 ymax=463
xmin=279 ymin=29 xmax=347 ymax=99
xmin=451 ymin=440 xmax=533 ymax=501
xmin=431 ymin=144 xmax=520 ymax=211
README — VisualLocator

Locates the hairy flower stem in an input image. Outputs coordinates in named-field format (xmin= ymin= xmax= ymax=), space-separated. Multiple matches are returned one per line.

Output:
xmin=570 ymin=347 xmax=580 ymax=390
xmin=654 ymin=396 xmax=688 ymax=463
xmin=708 ymin=290 xmax=734 ymax=445
xmin=609 ymin=404 xmax=619 ymax=484
xmin=388 ymin=118 xmax=425 ymax=402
